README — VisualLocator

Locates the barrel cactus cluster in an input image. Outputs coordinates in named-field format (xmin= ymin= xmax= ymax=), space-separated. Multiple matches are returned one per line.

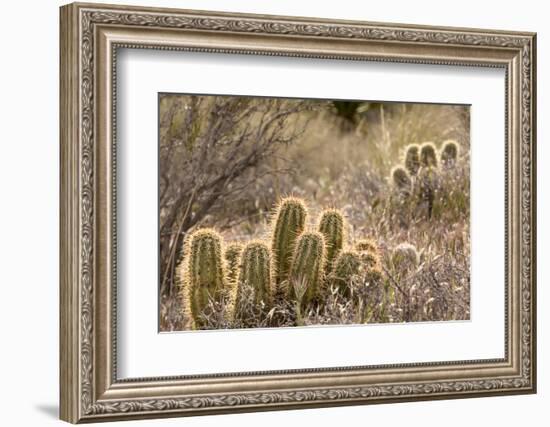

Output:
xmin=391 ymin=140 xmax=460 ymax=218
xmin=176 ymin=197 xmax=384 ymax=329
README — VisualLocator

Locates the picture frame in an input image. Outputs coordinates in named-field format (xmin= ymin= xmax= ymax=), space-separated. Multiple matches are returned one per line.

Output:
xmin=59 ymin=2 xmax=537 ymax=423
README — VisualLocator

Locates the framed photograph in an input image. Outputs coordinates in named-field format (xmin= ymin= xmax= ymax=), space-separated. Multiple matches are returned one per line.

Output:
xmin=60 ymin=2 xmax=537 ymax=423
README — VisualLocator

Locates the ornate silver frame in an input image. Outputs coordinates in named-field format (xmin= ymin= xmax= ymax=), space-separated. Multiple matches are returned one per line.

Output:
xmin=60 ymin=2 xmax=537 ymax=423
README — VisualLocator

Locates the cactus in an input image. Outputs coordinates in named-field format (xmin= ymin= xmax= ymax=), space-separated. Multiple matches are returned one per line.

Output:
xmin=355 ymin=238 xmax=378 ymax=254
xmin=236 ymin=241 xmax=272 ymax=306
xmin=361 ymin=251 xmax=383 ymax=283
xmin=440 ymin=140 xmax=459 ymax=168
xmin=391 ymin=242 xmax=419 ymax=272
xmin=318 ymin=208 xmax=345 ymax=275
xmin=355 ymin=239 xmax=383 ymax=283
xmin=224 ymin=243 xmax=243 ymax=286
xmin=332 ymin=251 xmax=363 ymax=296
xmin=417 ymin=166 xmax=437 ymax=219
xmin=177 ymin=228 xmax=226 ymax=329
xmin=271 ymin=197 xmax=308 ymax=287
xmin=420 ymin=142 xmax=438 ymax=168
xmin=289 ymin=231 xmax=325 ymax=307
xmin=404 ymin=143 xmax=421 ymax=176
xmin=391 ymin=166 xmax=412 ymax=193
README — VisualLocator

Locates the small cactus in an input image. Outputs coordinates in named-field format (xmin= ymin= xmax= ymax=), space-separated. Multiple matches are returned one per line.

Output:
xmin=271 ymin=197 xmax=308 ymax=287
xmin=289 ymin=231 xmax=325 ymax=307
xmin=359 ymin=250 xmax=380 ymax=268
xmin=236 ymin=241 xmax=272 ymax=306
xmin=224 ymin=243 xmax=243 ymax=286
xmin=355 ymin=239 xmax=383 ymax=283
xmin=391 ymin=242 xmax=420 ymax=272
xmin=404 ymin=143 xmax=421 ymax=176
xmin=332 ymin=251 xmax=363 ymax=296
xmin=420 ymin=142 xmax=438 ymax=168
xmin=391 ymin=166 xmax=412 ymax=193
xmin=440 ymin=140 xmax=459 ymax=168
xmin=318 ymin=208 xmax=345 ymax=275
xmin=362 ymin=253 xmax=383 ymax=283
xmin=177 ymin=228 xmax=226 ymax=329
xmin=417 ymin=166 xmax=437 ymax=219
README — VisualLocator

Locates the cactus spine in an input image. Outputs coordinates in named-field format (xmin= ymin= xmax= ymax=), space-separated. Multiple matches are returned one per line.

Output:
xmin=440 ymin=140 xmax=459 ymax=168
xmin=271 ymin=197 xmax=307 ymax=288
xmin=289 ymin=231 xmax=325 ymax=307
xmin=318 ymin=208 xmax=345 ymax=275
xmin=404 ymin=143 xmax=421 ymax=176
xmin=178 ymin=228 xmax=226 ymax=329
xmin=236 ymin=241 xmax=272 ymax=306
xmin=391 ymin=166 xmax=412 ymax=193
xmin=420 ymin=142 xmax=438 ymax=168
xmin=224 ymin=243 xmax=243 ymax=286
xmin=332 ymin=251 xmax=363 ymax=296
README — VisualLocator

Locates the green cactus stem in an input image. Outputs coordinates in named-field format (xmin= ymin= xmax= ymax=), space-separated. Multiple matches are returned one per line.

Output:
xmin=318 ymin=208 xmax=345 ymax=275
xmin=440 ymin=140 xmax=459 ymax=168
xmin=177 ymin=228 xmax=226 ymax=329
xmin=404 ymin=143 xmax=421 ymax=176
xmin=332 ymin=251 xmax=363 ymax=296
xmin=361 ymin=252 xmax=383 ymax=283
xmin=420 ymin=142 xmax=438 ymax=168
xmin=236 ymin=241 xmax=272 ymax=306
xmin=271 ymin=197 xmax=308 ymax=288
xmin=417 ymin=166 xmax=437 ymax=219
xmin=391 ymin=166 xmax=412 ymax=194
xmin=224 ymin=242 xmax=243 ymax=286
xmin=288 ymin=231 xmax=325 ymax=308
xmin=355 ymin=239 xmax=383 ymax=284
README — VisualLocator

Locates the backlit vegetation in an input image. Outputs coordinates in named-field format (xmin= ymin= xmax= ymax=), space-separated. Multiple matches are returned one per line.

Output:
xmin=159 ymin=95 xmax=470 ymax=331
